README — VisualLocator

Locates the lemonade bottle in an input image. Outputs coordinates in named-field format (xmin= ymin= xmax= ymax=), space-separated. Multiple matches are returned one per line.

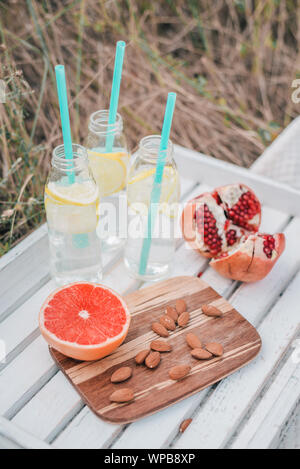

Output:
xmin=86 ymin=110 xmax=129 ymax=251
xmin=124 ymin=135 xmax=180 ymax=280
xmin=45 ymin=144 xmax=102 ymax=285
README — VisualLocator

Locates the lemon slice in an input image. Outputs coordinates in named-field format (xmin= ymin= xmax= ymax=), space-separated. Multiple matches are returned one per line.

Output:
xmin=45 ymin=181 xmax=99 ymax=234
xmin=127 ymin=166 xmax=179 ymax=216
xmin=128 ymin=168 xmax=156 ymax=185
xmin=88 ymin=150 xmax=128 ymax=197
xmin=45 ymin=181 xmax=99 ymax=206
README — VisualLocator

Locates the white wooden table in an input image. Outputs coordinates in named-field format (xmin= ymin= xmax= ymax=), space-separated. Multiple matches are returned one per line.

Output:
xmin=0 ymin=142 xmax=299 ymax=449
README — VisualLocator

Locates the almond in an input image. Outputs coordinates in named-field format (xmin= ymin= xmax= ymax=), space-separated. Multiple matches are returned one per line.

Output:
xmin=191 ymin=348 xmax=212 ymax=360
xmin=165 ymin=306 xmax=178 ymax=322
xmin=111 ymin=366 xmax=132 ymax=383
xmin=135 ymin=349 xmax=150 ymax=365
xmin=159 ymin=315 xmax=176 ymax=331
xmin=186 ymin=332 xmax=202 ymax=349
xmin=145 ymin=351 xmax=161 ymax=369
xmin=178 ymin=311 xmax=190 ymax=327
xmin=150 ymin=339 xmax=172 ymax=352
xmin=202 ymin=304 xmax=223 ymax=317
xmin=176 ymin=299 xmax=187 ymax=314
xmin=169 ymin=364 xmax=191 ymax=380
xmin=152 ymin=322 xmax=169 ymax=337
xmin=205 ymin=342 xmax=224 ymax=357
xmin=180 ymin=418 xmax=192 ymax=433
xmin=110 ymin=388 xmax=134 ymax=403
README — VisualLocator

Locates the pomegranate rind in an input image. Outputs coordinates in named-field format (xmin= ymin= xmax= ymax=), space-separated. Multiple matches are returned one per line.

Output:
xmin=210 ymin=233 xmax=285 ymax=282
xmin=180 ymin=194 xmax=212 ymax=258
xmin=39 ymin=282 xmax=131 ymax=361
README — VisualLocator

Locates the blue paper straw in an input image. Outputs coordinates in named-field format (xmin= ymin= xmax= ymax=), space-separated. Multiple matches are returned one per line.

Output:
xmin=139 ymin=92 xmax=177 ymax=276
xmin=105 ymin=41 xmax=126 ymax=153
xmin=55 ymin=65 xmax=75 ymax=184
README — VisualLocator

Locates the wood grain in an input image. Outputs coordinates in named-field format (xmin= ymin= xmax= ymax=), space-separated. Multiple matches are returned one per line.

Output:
xmin=50 ymin=276 xmax=261 ymax=424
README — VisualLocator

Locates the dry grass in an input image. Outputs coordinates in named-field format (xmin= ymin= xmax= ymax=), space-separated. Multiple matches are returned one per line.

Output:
xmin=0 ymin=0 xmax=299 ymax=254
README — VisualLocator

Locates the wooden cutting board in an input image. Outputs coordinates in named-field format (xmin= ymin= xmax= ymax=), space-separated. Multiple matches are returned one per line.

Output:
xmin=50 ymin=276 xmax=261 ymax=424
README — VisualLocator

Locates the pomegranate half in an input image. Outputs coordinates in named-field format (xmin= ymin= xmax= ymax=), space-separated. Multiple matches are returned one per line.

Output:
xmin=181 ymin=183 xmax=261 ymax=258
xmin=181 ymin=183 xmax=286 ymax=282
xmin=210 ymin=233 xmax=285 ymax=282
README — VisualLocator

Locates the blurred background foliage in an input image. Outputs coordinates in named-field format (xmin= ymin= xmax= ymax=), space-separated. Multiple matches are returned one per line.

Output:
xmin=0 ymin=0 xmax=299 ymax=254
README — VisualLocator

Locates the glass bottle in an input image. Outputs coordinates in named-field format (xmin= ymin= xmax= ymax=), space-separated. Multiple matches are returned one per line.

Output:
xmin=86 ymin=110 xmax=130 ymax=251
xmin=124 ymin=135 xmax=180 ymax=281
xmin=44 ymin=144 xmax=102 ymax=285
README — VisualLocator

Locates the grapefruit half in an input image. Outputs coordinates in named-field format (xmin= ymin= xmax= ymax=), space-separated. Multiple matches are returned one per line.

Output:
xmin=39 ymin=282 xmax=130 ymax=361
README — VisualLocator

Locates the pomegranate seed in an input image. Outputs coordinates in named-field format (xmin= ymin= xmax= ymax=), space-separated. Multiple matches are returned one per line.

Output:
xmin=226 ymin=229 xmax=237 ymax=246
xmin=261 ymin=234 xmax=275 ymax=259
xmin=196 ymin=204 xmax=222 ymax=256
xmin=226 ymin=191 xmax=260 ymax=231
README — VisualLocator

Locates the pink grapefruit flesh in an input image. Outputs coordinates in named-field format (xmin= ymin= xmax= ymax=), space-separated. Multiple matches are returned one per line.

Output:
xmin=39 ymin=282 xmax=130 ymax=361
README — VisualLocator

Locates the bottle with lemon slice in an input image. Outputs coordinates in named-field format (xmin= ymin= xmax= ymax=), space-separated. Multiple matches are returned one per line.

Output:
xmin=44 ymin=144 xmax=102 ymax=285
xmin=124 ymin=135 xmax=180 ymax=280
xmin=86 ymin=110 xmax=130 ymax=251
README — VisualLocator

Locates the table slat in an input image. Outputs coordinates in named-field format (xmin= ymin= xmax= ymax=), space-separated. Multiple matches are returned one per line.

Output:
xmin=0 ymin=416 xmax=51 ymax=449
xmin=53 ymin=406 xmax=121 ymax=449
xmin=0 ymin=336 xmax=57 ymax=418
xmin=12 ymin=372 xmax=83 ymax=443
xmin=278 ymin=404 xmax=300 ymax=449
xmin=0 ymin=281 xmax=56 ymax=368
xmin=231 ymin=353 xmax=300 ymax=449
xmin=174 ymin=145 xmax=300 ymax=217
xmin=0 ymin=225 xmax=49 ymax=322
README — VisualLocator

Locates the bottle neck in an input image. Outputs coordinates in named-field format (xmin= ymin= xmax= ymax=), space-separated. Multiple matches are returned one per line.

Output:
xmin=51 ymin=144 xmax=88 ymax=172
xmin=138 ymin=135 xmax=173 ymax=162
xmin=88 ymin=110 xmax=123 ymax=136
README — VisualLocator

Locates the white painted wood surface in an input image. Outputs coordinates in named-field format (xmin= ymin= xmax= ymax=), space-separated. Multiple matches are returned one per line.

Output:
xmin=278 ymin=401 xmax=300 ymax=449
xmin=0 ymin=416 xmax=51 ymax=449
xmin=231 ymin=353 xmax=300 ymax=449
xmin=175 ymin=271 xmax=300 ymax=449
xmin=0 ymin=225 xmax=49 ymax=322
xmin=174 ymin=144 xmax=300 ymax=217
xmin=0 ymin=144 xmax=299 ymax=449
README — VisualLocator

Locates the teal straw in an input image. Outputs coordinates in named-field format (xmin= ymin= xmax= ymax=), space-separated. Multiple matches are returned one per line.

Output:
xmin=139 ymin=92 xmax=177 ymax=276
xmin=105 ymin=41 xmax=126 ymax=153
xmin=55 ymin=65 xmax=75 ymax=184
